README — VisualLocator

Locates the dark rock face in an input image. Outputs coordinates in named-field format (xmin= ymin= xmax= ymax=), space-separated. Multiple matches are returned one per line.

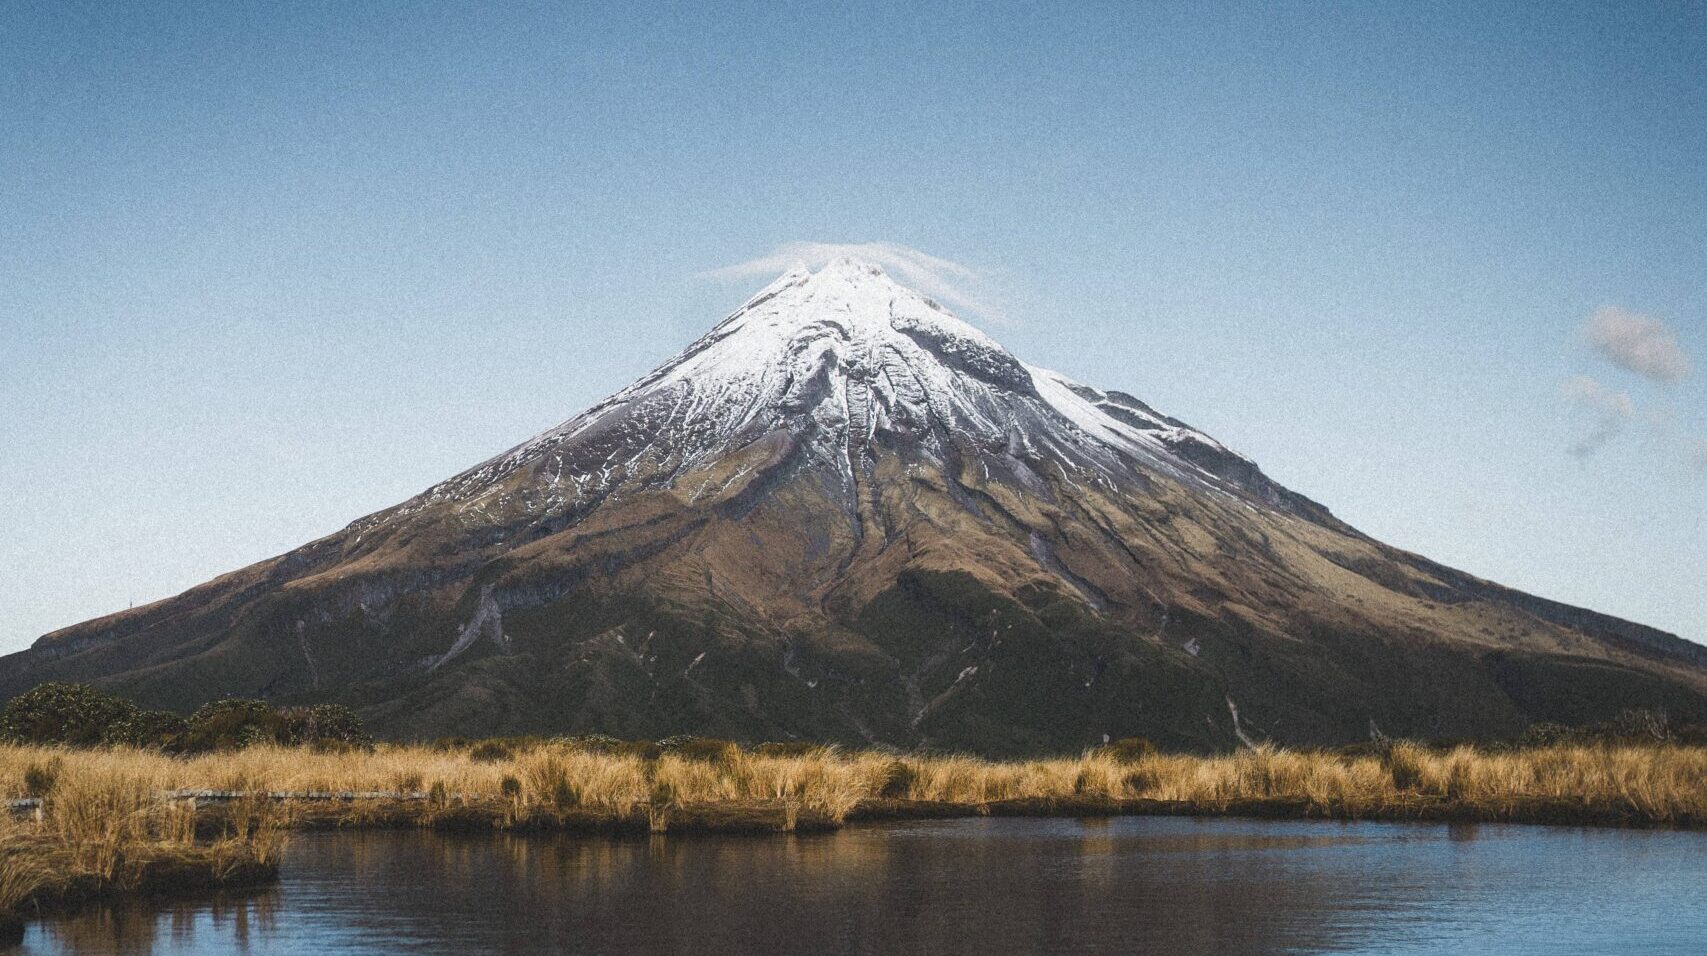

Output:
xmin=6 ymin=259 xmax=1704 ymax=754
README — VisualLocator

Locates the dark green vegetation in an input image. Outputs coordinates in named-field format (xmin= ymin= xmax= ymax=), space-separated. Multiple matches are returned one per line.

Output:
xmin=0 ymin=682 xmax=370 ymax=753
xmin=7 ymin=679 xmax=1704 ymax=762
xmin=13 ymin=567 xmax=1706 ymax=760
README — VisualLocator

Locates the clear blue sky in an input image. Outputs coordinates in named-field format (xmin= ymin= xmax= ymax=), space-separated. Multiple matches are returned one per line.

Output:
xmin=3 ymin=0 xmax=1703 ymax=653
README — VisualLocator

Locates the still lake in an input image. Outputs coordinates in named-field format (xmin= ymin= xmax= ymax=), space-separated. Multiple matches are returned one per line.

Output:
xmin=19 ymin=816 xmax=1707 ymax=955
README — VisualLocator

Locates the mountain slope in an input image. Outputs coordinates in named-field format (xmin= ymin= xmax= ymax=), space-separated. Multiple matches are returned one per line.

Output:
xmin=7 ymin=258 xmax=1705 ymax=753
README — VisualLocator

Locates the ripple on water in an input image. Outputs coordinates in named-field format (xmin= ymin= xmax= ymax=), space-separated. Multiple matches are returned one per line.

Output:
xmin=21 ymin=817 xmax=1707 ymax=955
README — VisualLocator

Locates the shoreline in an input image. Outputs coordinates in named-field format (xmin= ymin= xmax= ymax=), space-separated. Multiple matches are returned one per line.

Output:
xmin=8 ymin=738 xmax=1707 ymax=934
xmin=11 ymin=789 xmax=1702 ymax=940
xmin=277 ymin=791 xmax=1707 ymax=835
xmin=0 ymin=838 xmax=278 ymax=945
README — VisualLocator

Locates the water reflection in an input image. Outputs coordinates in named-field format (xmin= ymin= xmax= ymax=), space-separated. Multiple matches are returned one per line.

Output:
xmin=19 ymin=817 xmax=1707 ymax=955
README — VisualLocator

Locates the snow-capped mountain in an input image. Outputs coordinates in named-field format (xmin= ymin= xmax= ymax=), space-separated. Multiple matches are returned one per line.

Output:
xmin=7 ymin=259 xmax=1705 ymax=752
xmin=363 ymin=257 xmax=1319 ymax=539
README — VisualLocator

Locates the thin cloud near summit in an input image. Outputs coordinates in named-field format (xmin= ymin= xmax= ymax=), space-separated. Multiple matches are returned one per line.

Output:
xmin=700 ymin=242 xmax=1008 ymax=325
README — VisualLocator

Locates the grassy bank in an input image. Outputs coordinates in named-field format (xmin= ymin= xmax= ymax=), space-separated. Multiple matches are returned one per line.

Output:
xmin=3 ymin=739 xmax=1705 ymax=932
xmin=6 ymin=739 xmax=1707 ymax=830
xmin=0 ymin=758 xmax=285 ymax=943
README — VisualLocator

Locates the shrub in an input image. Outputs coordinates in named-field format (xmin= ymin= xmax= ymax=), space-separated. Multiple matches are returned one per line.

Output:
xmin=179 ymin=699 xmax=279 ymax=752
xmin=173 ymin=698 xmax=373 ymax=752
xmin=284 ymin=704 xmax=373 ymax=748
xmin=0 ymin=682 xmax=136 ymax=746
xmin=184 ymin=699 xmax=370 ymax=751
xmin=103 ymin=709 xmax=190 ymax=748
xmin=1604 ymin=708 xmax=1672 ymax=743
xmin=3 ymin=682 xmax=373 ymax=752
xmin=1519 ymin=722 xmax=1573 ymax=747
xmin=658 ymin=736 xmax=739 ymax=763
xmin=559 ymin=734 xmax=659 ymax=759
xmin=561 ymin=734 xmax=624 ymax=754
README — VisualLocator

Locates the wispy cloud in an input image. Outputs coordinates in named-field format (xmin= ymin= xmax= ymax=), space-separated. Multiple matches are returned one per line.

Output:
xmin=1562 ymin=374 xmax=1635 ymax=458
xmin=1585 ymin=306 xmax=1692 ymax=383
xmin=700 ymin=242 xmax=1007 ymax=324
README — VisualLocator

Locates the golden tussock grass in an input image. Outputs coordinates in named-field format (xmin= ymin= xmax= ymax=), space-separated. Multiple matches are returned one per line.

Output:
xmin=6 ymin=739 xmax=1707 ymax=829
xmin=1 ymin=738 xmax=1704 ymax=854
xmin=0 ymin=752 xmax=288 ymax=930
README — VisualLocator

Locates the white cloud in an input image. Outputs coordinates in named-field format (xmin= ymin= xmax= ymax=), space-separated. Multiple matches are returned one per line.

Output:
xmin=1561 ymin=374 xmax=1635 ymax=458
xmin=700 ymin=242 xmax=1006 ymax=324
xmin=1585 ymin=306 xmax=1692 ymax=382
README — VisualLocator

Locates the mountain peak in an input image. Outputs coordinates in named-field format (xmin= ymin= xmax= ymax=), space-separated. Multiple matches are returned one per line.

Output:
xmin=15 ymin=258 xmax=1705 ymax=752
xmin=817 ymin=254 xmax=887 ymax=277
xmin=374 ymin=264 xmax=1322 ymax=540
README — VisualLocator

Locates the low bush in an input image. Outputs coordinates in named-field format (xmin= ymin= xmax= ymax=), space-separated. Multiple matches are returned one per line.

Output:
xmin=560 ymin=734 xmax=624 ymax=753
xmin=177 ymin=699 xmax=373 ymax=752
xmin=105 ymin=709 xmax=190 ymax=748
xmin=0 ymin=683 xmax=372 ymax=753
xmin=1516 ymin=709 xmax=1697 ymax=748
xmin=284 ymin=704 xmax=372 ymax=748
xmin=0 ymin=682 xmax=137 ymax=747
xmin=1519 ymin=722 xmax=1573 ymax=747
xmin=658 ymin=736 xmax=740 ymax=763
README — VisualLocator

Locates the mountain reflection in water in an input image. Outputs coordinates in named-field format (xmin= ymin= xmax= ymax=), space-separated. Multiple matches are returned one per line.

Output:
xmin=21 ymin=817 xmax=1707 ymax=955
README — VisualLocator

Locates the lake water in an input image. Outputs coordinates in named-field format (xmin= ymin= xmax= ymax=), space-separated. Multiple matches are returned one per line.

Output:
xmin=18 ymin=817 xmax=1707 ymax=954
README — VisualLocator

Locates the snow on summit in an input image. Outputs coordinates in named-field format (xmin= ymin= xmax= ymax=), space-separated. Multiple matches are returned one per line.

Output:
xmin=365 ymin=257 xmax=1282 ymax=532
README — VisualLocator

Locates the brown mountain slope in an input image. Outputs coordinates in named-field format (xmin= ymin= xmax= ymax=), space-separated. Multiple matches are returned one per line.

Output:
xmin=6 ymin=259 xmax=1703 ymax=754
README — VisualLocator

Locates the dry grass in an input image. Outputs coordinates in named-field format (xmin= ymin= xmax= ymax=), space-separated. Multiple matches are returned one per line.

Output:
xmin=0 ymin=751 xmax=288 ymax=928
xmin=3 ymin=740 xmax=1706 ymax=840
xmin=6 ymin=737 xmax=1704 ymax=935
xmin=0 ymin=829 xmax=52 ymax=913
